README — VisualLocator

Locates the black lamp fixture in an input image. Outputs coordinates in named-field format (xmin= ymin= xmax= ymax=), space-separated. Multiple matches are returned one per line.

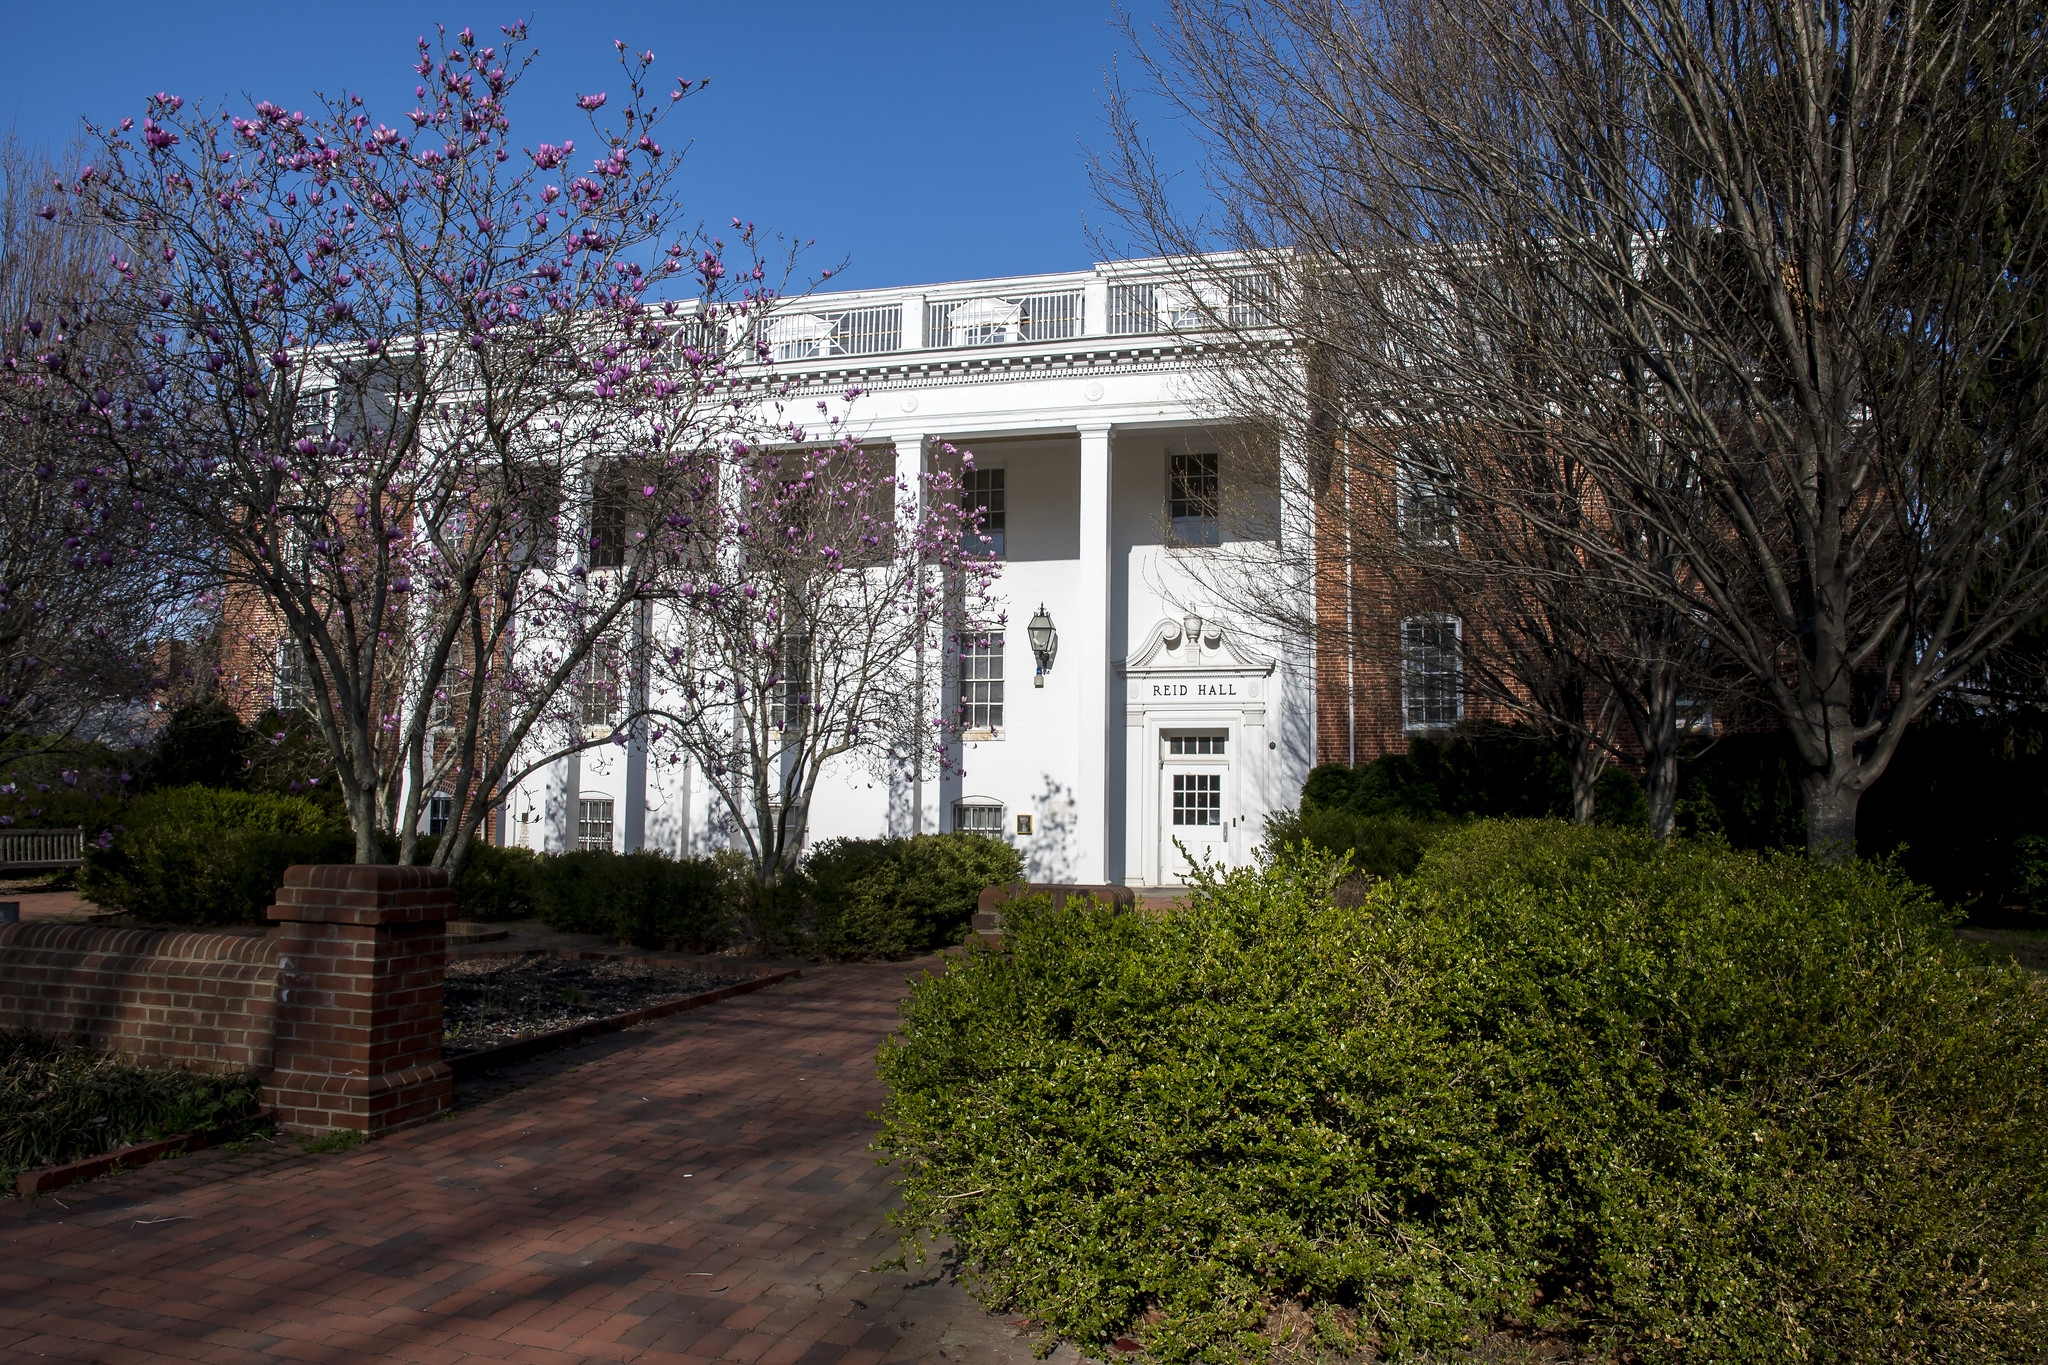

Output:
xmin=1027 ymin=604 xmax=1058 ymax=687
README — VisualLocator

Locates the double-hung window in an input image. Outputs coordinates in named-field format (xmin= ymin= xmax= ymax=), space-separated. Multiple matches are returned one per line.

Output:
xmin=1169 ymin=453 xmax=1220 ymax=546
xmin=1402 ymin=615 xmax=1463 ymax=730
xmin=960 ymin=468 xmax=1005 ymax=558
xmin=771 ymin=633 xmax=809 ymax=733
xmin=577 ymin=798 xmax=614 ymax=852
xmin=428 ymin=794 xmax=453 ymax=837
xmin=589 ymin=468 xmax=630 ymax=569
xmin=579 ymin=647 xmax=620 ymax=729
xmin=1398 ymin=450 xmax=1458 ymax=546
xmin=958 ymin=633 xmax=1004 ymax=735
xmin=275 ymin=637 xmax=313 ymax=713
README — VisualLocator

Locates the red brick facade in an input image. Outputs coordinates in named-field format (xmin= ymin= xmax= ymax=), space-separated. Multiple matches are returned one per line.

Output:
xmin=1312 ymin=443 xmax=1520 ymax=768
xmin=0 ymin=864 xmax=455 ymax=1136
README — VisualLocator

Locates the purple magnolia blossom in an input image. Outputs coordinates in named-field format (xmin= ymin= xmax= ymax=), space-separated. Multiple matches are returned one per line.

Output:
xmin=5 ymin=20 xmax=867 ymax=877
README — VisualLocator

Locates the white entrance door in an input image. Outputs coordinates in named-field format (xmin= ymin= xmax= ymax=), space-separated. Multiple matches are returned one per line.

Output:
xmin=1161 ymin=732 xmax=1231 ymax=884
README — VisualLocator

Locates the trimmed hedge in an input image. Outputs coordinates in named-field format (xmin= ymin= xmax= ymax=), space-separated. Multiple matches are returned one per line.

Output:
xmin=532 ymin=848 xmax=726 ymax=949
xmin=797 ymin=832 xmax=1023 ymax=958
xmin=877 ymin=823 xmax=2048 ymax=1364
xmin=450 ymin=841 xmax=541 ymax=923
xmin=78 ymin=785 xmax=350 ymax=925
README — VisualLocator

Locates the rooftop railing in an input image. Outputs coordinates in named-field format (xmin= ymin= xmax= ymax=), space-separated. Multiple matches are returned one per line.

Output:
xmin=924 ymin=289 xmax=1085 ymax=349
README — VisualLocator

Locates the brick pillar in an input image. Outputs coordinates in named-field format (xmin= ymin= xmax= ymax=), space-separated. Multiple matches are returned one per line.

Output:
xmin=264 ymin=865 xmax=453 ymax=1135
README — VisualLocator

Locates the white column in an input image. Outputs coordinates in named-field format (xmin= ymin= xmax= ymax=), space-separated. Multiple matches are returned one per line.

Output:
xmin=623 ymin=599 xmax=650 ymax=853
xmin=895 ymin=432 xmax=934 ymax=836
xmin=544 ymin=753 xmax=579 ymax=853
xmin=1077 ymin=423 xmax=1113 ymax=882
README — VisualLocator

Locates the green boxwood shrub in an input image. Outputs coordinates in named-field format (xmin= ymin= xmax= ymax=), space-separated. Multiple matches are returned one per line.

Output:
xmin=798 ymin=832 xmax=1023 ymax=958
xmin=533 ymin=848 xmax=726 ymax=948
xmin=1261 ymin=805 xmax=1439 ymax=882
xmin=78 ymin=785 xmax=350 ymax=925
xmin=450 ymin=841 xmax=541 ymax=922
xmin=877 ymin=822 xmax=2048 ymax=1364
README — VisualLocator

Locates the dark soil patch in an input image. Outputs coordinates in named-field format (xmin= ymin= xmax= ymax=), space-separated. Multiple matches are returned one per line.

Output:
xmin=441 ymin=957 xmax=752 ymax=1055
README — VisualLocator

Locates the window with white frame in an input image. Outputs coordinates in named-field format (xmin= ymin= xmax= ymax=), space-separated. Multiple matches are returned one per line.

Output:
xmin=1158 ymin=282 xmax=1208 ymax=331
xmin=1402 ymin=616 xmax=1463 ymax=729
xmin=589 ymin=467 xmax=631 ymax=569
xmin=953 ymin=801 xmax=1004 ymax=836
xmin=958 ymin=632 xmax=1004 ymax=734
xmin=430 ymin=638 xmax=465 ymax=728
xmin=428 ymin=794 xmax=453 ymax=837
xmin=275 ymin=637 xmax=313 ymax=713
xmin=577 ymin=798 xmax=614 ymax=852
xmin=960 ymin=468 xmax=1005 ymax=558
xmin=1169 ymin=453 xmax=1221 ymax=546
xmin=771 ymin=633 xmax=808 ymax=732
xmin=578 ymin=647 xmax=620 ymax=728
xmin=1167 ymin=733 xmax=1227 ymax=756
xmin=293 ymin=388 xmax=333 ymax=435
xmin=1171 ymin=774 xmax=1223 ymax=826
xmin=948 ymin=297 xmax=1022 ymax=347
xmin=765 ymin=312 xmax=832 ymax=361
xmin=1398 ymin=450 xmax=1458 ymax=546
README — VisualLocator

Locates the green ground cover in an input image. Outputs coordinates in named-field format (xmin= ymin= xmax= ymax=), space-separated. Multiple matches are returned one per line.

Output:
xmin=1 ymin=1031 xmax=267 ymax=1189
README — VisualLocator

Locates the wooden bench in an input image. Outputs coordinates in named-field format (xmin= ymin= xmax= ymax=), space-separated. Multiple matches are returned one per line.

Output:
xmin=0 ymin=827 xmax=86 ymax=872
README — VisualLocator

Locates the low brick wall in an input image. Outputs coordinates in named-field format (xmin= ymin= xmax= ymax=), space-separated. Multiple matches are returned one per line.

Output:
xmin=0 ymin=865 xmax=454 ymax=1136
xmin=0 ymin=924 xmax=280 ymax=1073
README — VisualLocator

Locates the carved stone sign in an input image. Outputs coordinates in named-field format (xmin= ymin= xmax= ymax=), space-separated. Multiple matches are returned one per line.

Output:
xmin=1139 ymin=677 xmax=1261 ymax=702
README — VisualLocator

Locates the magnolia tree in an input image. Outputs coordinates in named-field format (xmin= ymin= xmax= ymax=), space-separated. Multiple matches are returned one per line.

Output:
xmin=14 ymin=22 xmax=816 ymax=867
xmin=0 ymin=138 xmax=186 ymax=812
xmin=643 ymin=436 xmax=1001 ymax=884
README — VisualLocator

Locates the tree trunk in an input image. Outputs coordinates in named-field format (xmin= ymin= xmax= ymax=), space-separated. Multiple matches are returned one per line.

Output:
xmin=1802 ymin=768 xmax=1862 ymax=862
xmin=1568 ymin=735 xmax=1603 ymax=825
xmin=348 ymin=787 xmax=384 ymax=864
xmin=1625 ymin=662 xmax=1683 ymax=842
xmin=1640 ymin=694 xmax=1681 ymax=843
xmin=1644 ymin=740 xmax=1679 ymax=842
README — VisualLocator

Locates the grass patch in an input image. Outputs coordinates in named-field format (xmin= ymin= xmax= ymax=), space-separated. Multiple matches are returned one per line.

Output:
xmin=298 ymin=1129 xmax=365 ymax=1155
xmin=1 ymin=1031 xmax=265 ymax=1188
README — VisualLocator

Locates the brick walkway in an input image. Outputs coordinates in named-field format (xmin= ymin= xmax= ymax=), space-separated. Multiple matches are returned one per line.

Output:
xmin=0 ymin=960 xmax=1085 ymax=1365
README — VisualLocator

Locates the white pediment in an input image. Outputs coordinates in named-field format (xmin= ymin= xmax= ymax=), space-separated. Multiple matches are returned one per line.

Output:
xmin=1119 ymin=618 xmax=1275 ymax=676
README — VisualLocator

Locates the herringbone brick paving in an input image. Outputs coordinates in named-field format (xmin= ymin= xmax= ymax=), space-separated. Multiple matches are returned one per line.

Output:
xmin=0 ymin=958 xmax=1085 ymax=1364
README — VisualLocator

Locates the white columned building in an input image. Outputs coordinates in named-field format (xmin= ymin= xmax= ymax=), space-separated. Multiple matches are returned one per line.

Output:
xmin=505 ymin=258 xmax=1315 ymax=887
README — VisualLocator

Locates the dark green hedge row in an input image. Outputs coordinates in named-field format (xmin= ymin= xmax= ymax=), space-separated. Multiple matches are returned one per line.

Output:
xmin=793 ymin=833 xmax=1023 ymax=958
xmin=77 ymin=789 xmax=1021 ymax=959
xmin=877 ymin=823 xmax=2048 ymax=1364
xmin=1301 ymin=712 xmax=2048 ymax=918
xmin=78 ymin=785 xmax=352 ymax=925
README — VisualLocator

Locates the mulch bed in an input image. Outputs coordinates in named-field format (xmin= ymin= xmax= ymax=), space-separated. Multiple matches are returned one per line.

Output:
xmin=441 ymin=957 xmax=753 ymax=1056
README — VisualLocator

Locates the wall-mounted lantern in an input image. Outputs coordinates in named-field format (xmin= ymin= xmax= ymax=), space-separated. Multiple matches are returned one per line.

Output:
xmin=1028 ymin=604 xmax=1058 ymax=687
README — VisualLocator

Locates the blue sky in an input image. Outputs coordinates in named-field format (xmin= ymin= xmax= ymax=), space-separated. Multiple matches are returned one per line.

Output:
xmin=0 ymin=2 xmax=1192 ymax=293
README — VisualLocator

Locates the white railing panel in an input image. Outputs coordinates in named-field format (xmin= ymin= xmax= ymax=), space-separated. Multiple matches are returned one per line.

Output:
xmin=925 ymin=290 xmax=1084 ymax=349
